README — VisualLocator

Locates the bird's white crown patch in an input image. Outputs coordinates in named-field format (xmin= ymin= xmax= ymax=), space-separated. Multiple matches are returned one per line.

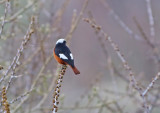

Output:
xmin=56 ymin=39 xmax=65 ymax=44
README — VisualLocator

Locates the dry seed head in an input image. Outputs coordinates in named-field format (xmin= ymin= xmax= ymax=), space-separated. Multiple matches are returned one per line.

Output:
xmin=55 ymin=95 xmax=58 ymax=100
xmin=53 ymin=105 xmax=57 ymax=108
xmin=96 ymin=26 xmax=101 ymax=30
xmin=56 ymin=80 xmax=58 ymax=84
xmin=83 ymin=18 xmax=90 ymax=23
xmin=31 ymin=16 xmax=35 ymax=21
xmin=58 ymin=76 xmax=61 ymax=79
xmin=54 ymin=92 xmax=57 ymax=96
xmin=130 ymin=73 xmax=133 ymax=76
xmin=114 ymin=46 xmax=119 ymax=51
xmin=53 ymin=99 xmax=55 ymax=103
xmin=30 ymin=29 xmax=34 ymax=34
xmin=91 ymin=24 xmax=95 ymax=28
xmin=0 ymin=65 xmax=3 ymax=70
xmin=56 ymin=101 xmax=59 ymax=105
xmin=57 ymin=89 xmax=60 ymax=93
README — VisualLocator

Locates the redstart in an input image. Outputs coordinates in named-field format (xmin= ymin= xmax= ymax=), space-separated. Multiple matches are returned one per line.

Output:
xmin=53 ymin=39 xmax=80 ymax=75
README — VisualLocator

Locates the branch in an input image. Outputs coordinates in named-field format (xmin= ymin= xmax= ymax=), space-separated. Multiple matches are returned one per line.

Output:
xmin=83 ymin=18 xmax=142 ymax=94
xmin=52 ymin=65 xmax=67 ymax=113
xmin=146 ymin=0 xmax=155 ymax=41
xmin=0 ymin=16 xmax=35 ymax=90
xmin=0 ymin=0 xmax=10 ymax=39
xmin=142 ymin=72 xmax=160 ymax=97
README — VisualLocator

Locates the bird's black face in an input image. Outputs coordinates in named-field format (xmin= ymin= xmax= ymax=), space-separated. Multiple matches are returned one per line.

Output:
xmin=63 ymin=40 xmax=66 ymax=45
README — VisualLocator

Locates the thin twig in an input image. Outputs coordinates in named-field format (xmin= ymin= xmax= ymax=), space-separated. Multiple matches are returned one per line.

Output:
xmin=133 ymin=17 xmax=155 ymax=48
xmin=0 ymin=16 xmax=35 ymax=89
xmin=0 ymin=0 xmax=38 ymax=24
xmin=83 ymin=18 xmax=142 ymax=94
xmin=133 ymin=17 xmax=160 ymax=64
xmin=146 ymin=0 xmax=155 ymax=41
xmin=9 ymin=89 xmax=33 ymax=104
xmin=65 ymin=0 xmax=89 ymax=44
xmin=83 ymin=18 xmax=152 ymax=112
xmin=99 ymin=0 xmax=142 ymax=41
xmin=0 ymin=0 xmax=10 ymax=39
xmin=12 ymin=55 xmax=53 ymax=113
xmin=142 ymin=72 xmax=160 ymax=97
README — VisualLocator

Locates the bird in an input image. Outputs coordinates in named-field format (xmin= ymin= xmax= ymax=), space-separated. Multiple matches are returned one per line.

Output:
xmin=53 ymin=39 xmax=80 ymax=75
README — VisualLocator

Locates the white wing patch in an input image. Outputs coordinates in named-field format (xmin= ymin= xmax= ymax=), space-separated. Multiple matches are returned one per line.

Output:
xmin=70 ymin=53 xmax=74 ymax=60
xmin=56 ymin=39 xmax=65 ymax=44
xmin=59 ymin=54 xmax=68 ymax=60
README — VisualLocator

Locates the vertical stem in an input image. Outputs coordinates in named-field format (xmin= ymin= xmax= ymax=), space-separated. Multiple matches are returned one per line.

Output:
xmin=52 ymin=65 xmax=67 ymax=113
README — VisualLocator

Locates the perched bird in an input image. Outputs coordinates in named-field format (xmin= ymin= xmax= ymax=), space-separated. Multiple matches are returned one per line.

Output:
xmin=53 ymin=39 xmax=80 ymax=75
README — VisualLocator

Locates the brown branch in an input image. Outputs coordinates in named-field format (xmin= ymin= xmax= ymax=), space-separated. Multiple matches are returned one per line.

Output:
xmin=83 ymin=18 xmax=152 ymax=112
xmin=1 ymin=87 xmax=10 ymax=113
xmin=52 ymin=65 xmax=67 ymax=113
xmin=83 ymin=18 xmax=142 ymax=94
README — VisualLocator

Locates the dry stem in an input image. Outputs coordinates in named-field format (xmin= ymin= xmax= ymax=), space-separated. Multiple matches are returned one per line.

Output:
xmin=1 ymin=87 xmax=10 ymax=113
xmin=0 ymin=0 xmax=10 ymax=39
xmin=52 ymin=65 xmax=67 ymax=113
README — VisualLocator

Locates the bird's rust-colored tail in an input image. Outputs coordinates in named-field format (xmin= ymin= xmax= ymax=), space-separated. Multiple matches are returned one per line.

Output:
xmin=71 ymin=66 xmax=80 ymax=75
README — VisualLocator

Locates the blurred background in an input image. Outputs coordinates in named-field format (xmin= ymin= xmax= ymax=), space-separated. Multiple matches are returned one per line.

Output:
xmin=0 ymin=0 xmax=160 ymax=113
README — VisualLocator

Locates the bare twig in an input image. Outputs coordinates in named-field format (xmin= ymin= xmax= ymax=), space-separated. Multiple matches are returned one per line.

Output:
xmin=83 ymin=18 xmax=152 ymax=113
xmin=0 ymin=0 xmax=38 ymax=24
xmin=133 ymin=17 xmax=160 ymax=65
xmin=9 ymin=89 xmax=33 ymax=104
xmin=142 ymin=72 xmax=160 ymax=97
xmin=133 ymin=17 xmax=155 ymax=48
xmin=12 ymin=55 xmax=53 ymax=113
xmin=146 ymin=0 xmax=155 ymax=41
xmin=0 ymin=0 xmax=10 ymax=39
xmin=0 ymin=16 xmax=35 ymax=90
xmin=100 ymin=0 xmax=142 ymax=41
xmin=65 ymin=0 xmax=89 ymax=44
xmin=83 ymin=18 xmax=142 ymax=94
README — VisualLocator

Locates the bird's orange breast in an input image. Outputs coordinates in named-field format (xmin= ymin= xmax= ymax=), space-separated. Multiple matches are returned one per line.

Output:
xmin=53 ymin=49 xmax=66 ymax=65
